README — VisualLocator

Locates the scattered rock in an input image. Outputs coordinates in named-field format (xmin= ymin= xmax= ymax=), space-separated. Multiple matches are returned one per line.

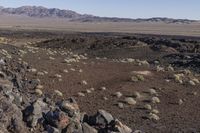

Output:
xmin=63 ymin=69 xmax=69 ymax=73
xmin=144 ymin=104 xmax=152 ymax=110
xmin=55 ymin=74 xmax=62 ymax=78
xmin=117 ymin=102 xmax=124 ymax=109
xmin=148 ymin=89 xmax=157 ymax=95
xmin=101 ymin=87 xmax=106 ymax=91
xmin=133 ymin=91 xmax=141 ymax=99
xmin=103 ymin=97 xmax=108 ymax=101
xmin=178 ymin=99 xmax=183 ymax=105
xmin=148 ymin=113 xmax=160 ymax=121
xmin=82 ymin=123 xmax=97 ymax=133
xmin=54 ymin=90 xmax=63 ymax=97
xmin=151 ymin=109 xmax=159 ymax=114
xmin=151 ymin=97 xmax=160 ymax=104
xmin=114 ymin=91 xmax=123 ymax=98
xmin=191 ymin=92 xmax=197 ymax=96
xmin=78 ymin=92 xmax=85 ymax=97
xmin=49 ymin=57 xmax=55 ymax=60
xmin=59 ymin=98 xmax=80 ymax=118
xmin=192 ymin=78 xmax=200 ymax=84
xmin=86 ymin=89 xmax=92 ymax=94
xmin=125 ymin=97 xmax=136 ymax=105
xmin=188 ymin=80 xmax=196 ymax=86
xmin=35 ymin=89 xmax=43 ymax=96
xmin=36 ymin=84 xmax=44 ymax=90
xmin=37 ymin=72 xmax=45 ymax=76
xmin=24 ymin=99 xmax=48 ymax=127
xmin=113 ymin=119 xmax=132 ymax=133
xmin=90 ymin=88 xmax=95 ymax=91
xmin=82 ymin=80 xmax=88 ymax=85
xmin=167 ymin=65 xmax=174 ymax=71
xmin=93 ymin=110 xmax=114 ymax=127
xmin=29 ymin=68 xmax=37 ymax=73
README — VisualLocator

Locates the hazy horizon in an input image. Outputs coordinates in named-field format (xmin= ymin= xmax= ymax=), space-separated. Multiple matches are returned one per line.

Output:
xmin=0 ymin=0 xmax=199 ymax=20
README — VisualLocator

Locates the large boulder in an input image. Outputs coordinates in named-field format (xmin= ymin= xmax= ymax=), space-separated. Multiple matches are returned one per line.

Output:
xmin=0 ymin=97 xmax=26 ymax=133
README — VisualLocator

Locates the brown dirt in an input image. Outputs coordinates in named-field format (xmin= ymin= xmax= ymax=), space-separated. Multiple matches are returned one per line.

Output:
xmin=0 ymin=30 xmax=200 ymax=132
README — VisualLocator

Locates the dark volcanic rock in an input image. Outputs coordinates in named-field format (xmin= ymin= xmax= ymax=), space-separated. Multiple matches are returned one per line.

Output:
xmin=163 ymin=54 xmax=200 ymax=73
xmin=0 ymin=97 xmax=25 ymax=132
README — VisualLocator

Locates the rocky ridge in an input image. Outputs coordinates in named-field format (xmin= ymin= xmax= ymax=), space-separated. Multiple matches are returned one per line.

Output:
xmin=0 ymin=52 xmax=133 ymax=133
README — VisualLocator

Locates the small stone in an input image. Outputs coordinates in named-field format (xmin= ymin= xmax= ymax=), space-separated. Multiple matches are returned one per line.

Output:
xmin=82 ymin=80 xmax=88 ymax=85
xmin=78 ymin=92 xmax=85 ymax=97
xmin=49 ymin=57 xmax=55 ymax=60
xmin=37 ymin=72 xmax=44 ymax=76
xmin=131 ymin=76 xmax=139 ymax=82
xmin=156 ymin=66 xmax=165 ymax=72
xmin=35 ymin=84 xmax=44 ymax=90
xmin=70 ymin=68 xmax=76 ymax=71
xmin=144 ymin=104 xmax=152 ymax=110
xmin=133 ymin=130 xmax=143 ymax=133
xmin=178 ymin=99 xmax=183 ymax=105
xmin=95 ymin=110 xmax=114 ymax=126
xmin=114 ymin=92 xmax=123 ymax=98
xmin=148 ymin=113 xmax=160 ymax=121
xmin=43 ymin=71 xmax=48 ymax=74
xmin=136 ymin=75 xmax=145 ymax=81
xmin=151 ymin=97 xmax=160 ymax=104
xmin=29 ymin=68 xmax=37 ymax=73
xmin=63 ymin=69 xmax=68 ymax=73
xmin=55 ymin=74 xmax=62 ymax=78
xmin=189 ymin=80 xmax=196 ymax=86
xmin=125 ymin=97 xmax=136 ymax=105
xmin=79 ymin=69 xmax=83 ymax=73
xmin=0 ymin=79 xmax=13 ymax=94
xmin=59 ymin=98 xmax=80 ymax=118
xmin=133 ymin=91 xmax=141 ymax=99
xmin=35 ymin=89 xmax=43 ymax=96
xmin=114 ymin=119 xmax=133 ymax=133
xmin=148 ymin=89 xmax=157 ymax=95
xmin=117 ymin=102 xmax=124 ymax=109
xmin=103 ymin=97 xmax=108 ymax=101
xmin=54 ymin=90 xmax=63 ymax=97
xmin=45 ymin=110 xmax=70 ymax=129
xmin=101 ymin=87 xmax=106 ymax=91
xmin=46 ymin=125 xmax=60 ymax=133
xmin=86 ymin=89 xmax=92 ymax=94
xmin=191 ymin=92 xmax=197 ymax=96
xmin=90 ymin=88 xmax=95 ymax=91
xmin=167 ymin=65 xmax=174 ymax=71
xmin=165 ymin=79 xmax=170 ymax=82
xmin=192 ymin=78 xmax=200 ymax=84
xmin=82 ymin=123 xmax=97 ymax=133
xmin=151 ymin=109 xmax=159 ymax=114
xmin=127 ymin=58 xmax=135 ymax=63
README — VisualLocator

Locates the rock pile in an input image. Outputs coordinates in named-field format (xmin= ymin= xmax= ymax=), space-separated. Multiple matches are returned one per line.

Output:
xmin=0 ymin=59 xmax=132 ymax=133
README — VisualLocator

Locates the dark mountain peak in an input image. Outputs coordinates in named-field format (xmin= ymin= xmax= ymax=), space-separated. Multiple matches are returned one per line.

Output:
xmin=1 ymin=6 xmax=83 ymax=18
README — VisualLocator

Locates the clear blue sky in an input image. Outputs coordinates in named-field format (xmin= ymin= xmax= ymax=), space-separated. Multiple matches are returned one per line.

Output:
xmin=0 ymin=0 xmax=199 ymax=20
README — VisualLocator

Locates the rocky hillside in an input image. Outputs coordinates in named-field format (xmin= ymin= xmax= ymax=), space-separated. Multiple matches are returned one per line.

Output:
xmin=0 ymin=6 xmax=91 ymax=19
xmin=0 ymin=6 xmax=197 ymax=24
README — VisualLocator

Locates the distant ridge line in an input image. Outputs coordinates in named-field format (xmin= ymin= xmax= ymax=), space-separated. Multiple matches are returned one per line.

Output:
xmin=0 ymin=6 xmax=197 ymax=24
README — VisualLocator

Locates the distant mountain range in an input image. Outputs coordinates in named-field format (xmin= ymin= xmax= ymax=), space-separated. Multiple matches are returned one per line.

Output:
xmin=0 ymin=6 xmax=198 ymax=24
